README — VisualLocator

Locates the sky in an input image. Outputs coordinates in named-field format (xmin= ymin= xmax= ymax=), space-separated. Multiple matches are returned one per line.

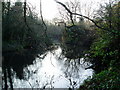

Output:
xmin=27 ymin=0 xmax=65 ymax=21
xmin=5 ymin=0 xmax=110 ymax=21
xmin=26 ymin=0 xmax=110 ymax=21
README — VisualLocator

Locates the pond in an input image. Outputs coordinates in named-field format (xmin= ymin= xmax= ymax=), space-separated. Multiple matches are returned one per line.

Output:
xmin=12 ymin=46 xmax=93 ymax=88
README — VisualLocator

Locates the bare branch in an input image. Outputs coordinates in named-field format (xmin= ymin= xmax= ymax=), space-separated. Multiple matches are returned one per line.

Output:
xmin=55 ymin=0 xmax=119 ymax=34
xmin=24 ymin=0 xmax=32 ymax=32
xmin=55 ymin=0 xmax=75 ymax=25
xmin=40 ymin=0 xmax=47 ymax=37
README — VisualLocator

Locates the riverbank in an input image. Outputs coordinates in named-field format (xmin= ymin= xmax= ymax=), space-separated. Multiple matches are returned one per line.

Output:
xmin=80 ymin=66 xmax=120 ymax=89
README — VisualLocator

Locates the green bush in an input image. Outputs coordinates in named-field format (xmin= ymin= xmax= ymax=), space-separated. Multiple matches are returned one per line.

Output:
xmin=80 ymin=69 xmax=120 ymax=89
xmin=79 ymin=1 xmax=120 ymax=89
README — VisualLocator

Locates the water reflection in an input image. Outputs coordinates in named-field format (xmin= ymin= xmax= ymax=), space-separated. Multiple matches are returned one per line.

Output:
xmin=13 ymin=46 xmax=93 ymax=88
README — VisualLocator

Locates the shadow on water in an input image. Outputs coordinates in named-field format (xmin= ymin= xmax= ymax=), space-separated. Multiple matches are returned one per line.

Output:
xmin=2 ymin=45 xmax=53 ymax=89
xmin=3 ymin=50 xmax=36 ymax=79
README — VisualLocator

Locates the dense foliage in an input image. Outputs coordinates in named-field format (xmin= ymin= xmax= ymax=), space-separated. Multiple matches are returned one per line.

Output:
xmin=79 ymin=1 xmax=120 ymax=89
xmin=2 ymin=2 xmax=60 ymax=81
xmin=2 ymin=2 xmax=52 ymax=53
xmin=80 ymin=68 xmax=120 ymax=89
xmin=61 ymin=19 xmax=96 ymax=59
xmin=2 ymin=0 xmax=120 ymax=89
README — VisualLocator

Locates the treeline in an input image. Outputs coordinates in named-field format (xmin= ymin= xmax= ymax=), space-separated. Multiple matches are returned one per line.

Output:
xmin=2 ymin=2 xmax=62 ymax=53
xmin=61 ymin=21 xmax=96 ymax=59
xmin=2 ymin=1 xmax=62 ymax=89
xmin=55 ymin=0 xmax=120 ymax=89
xmin=79 ymin=1 xmax=120 ymax=89
xmin=55 ymin=0 xmax=97 ymax=59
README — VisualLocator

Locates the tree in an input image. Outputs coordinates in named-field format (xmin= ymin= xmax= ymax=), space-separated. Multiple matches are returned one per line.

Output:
xmin=55 ymin=0 xmax=120 ymax=35
xmin=54 ymin=0 xmax=97 ymax=59
xmin=2 ymin=1 xmax=52 ymax=89
xmin=57 ymin=0 xmax=81 ymax=24
xmin=85 ymin=1 xmax=120 ymax=72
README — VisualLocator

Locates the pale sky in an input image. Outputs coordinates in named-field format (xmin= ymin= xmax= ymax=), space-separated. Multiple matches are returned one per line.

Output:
xmin=7 ymin=0 xmax=111 ymax=20
xmin=26 ymin=0 xmax=110 ymax=21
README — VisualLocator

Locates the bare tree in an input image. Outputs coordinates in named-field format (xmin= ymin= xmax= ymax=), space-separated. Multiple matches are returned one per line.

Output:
xmin=40 ymin=0 xmax=47 ymax=37
xmin=55 ymin=0 xmax=119 ymax=34
xmin=56 ymin=0 xmax=96 ymax=28
xmin=23 ymin=0 xmax=32 ymax=32
xmin=82 ymin=1 xmax=95 ymax=26
xmin=57 ymin=0 xmax=81 ymax=25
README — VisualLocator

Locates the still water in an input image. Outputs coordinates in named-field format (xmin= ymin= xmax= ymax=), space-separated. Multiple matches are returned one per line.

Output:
xmin=12 ymin=46 xmax=93 ymax=88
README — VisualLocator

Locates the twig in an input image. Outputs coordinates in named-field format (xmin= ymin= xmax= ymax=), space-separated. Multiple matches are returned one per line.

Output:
xmin=55 ymin=0 xmax=119 ymax=35
xmin=55 ymin=0 xmax=74 ymax=26
xmin=40 ymin=0 xmax=47 ymax=38
xmin=24 ymin=0 xmax=32 ymax=32
xmin=28 ymin=81 xmax=33 ymax=89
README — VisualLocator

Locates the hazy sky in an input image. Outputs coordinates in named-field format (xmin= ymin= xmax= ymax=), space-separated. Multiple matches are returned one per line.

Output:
xmin=9 ymin=0 xmax=110 ymax=20
xmin=26 ymin=0 xmax=111 ymax=21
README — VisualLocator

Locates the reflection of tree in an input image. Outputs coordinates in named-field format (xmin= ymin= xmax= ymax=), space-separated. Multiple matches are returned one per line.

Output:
xmin=56 ymin=48 xmax=93 ymax=88
xmin=2 ymin=0 xmax=52 ymax=89
xmin=63 ymin=59 xmax=81 ymax=89
xmin=55 ymin=1 xmax=97 ymax=59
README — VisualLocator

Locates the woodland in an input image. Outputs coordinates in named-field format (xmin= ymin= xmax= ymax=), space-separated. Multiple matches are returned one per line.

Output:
xmin=2 ymin=0 xmax=120 ymax=89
